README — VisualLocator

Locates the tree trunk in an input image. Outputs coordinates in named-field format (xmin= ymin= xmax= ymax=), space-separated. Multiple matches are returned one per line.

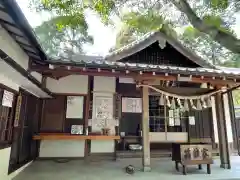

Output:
xmin=170 ymin=0 xmax=240 ymax=53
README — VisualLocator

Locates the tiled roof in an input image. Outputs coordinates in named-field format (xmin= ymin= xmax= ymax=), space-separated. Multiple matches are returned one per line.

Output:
xmin=47 ymin=59 xmax=240 ymax=78
xmin=104 ymin=31 xmax=215 ymax=69
xmin=0 ymin=0 xmax=47 ymax=61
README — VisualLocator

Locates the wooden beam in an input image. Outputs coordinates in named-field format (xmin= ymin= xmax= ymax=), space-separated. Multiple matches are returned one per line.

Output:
xmin=30 ymin=65 xmax=239 ymax=85
xmin=32 ymin=134 xmax=120 ymax=140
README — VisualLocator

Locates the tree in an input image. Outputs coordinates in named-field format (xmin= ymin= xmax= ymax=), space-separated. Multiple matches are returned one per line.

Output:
xmin=113 ymin=10 xmax=177 ymax=50
xmin=181 ymin=26 xmax=232 ymax=66
xmin=34 ymin=16 xmax=93 ymax=58
xmin=30 ymin=0 xmax=240 ymax=53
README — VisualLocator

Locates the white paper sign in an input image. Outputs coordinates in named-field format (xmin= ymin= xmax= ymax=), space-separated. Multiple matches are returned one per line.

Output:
xmin=122 ymin=97 xmax=142 ymax=113
xmin=66 ymin=96 xmax=84 ymax=118
xmin=2 ymin=90 xmax=14 ymax=107
xmin=174 ymin=109 xmax=181 ymax=126
xmin=189 ymin=116 xmax=195 ymax=125
xmin=169 ymin=110 xmax=175 ymax=126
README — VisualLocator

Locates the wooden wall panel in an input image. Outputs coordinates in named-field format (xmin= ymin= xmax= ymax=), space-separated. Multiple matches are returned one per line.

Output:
xmin=117 ymin=83 xmax=142 ymax=136
xmin=188 ymin=108 xmax=213 ymax=139
xmin=41 ymin=95 xmax=66 ymax=132
xmin=9 ymin=90 xmax=42 ymax=174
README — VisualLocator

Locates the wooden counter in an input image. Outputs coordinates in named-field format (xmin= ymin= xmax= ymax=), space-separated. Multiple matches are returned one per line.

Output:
xmin=33 ymin=133 xmax=120 ymax=140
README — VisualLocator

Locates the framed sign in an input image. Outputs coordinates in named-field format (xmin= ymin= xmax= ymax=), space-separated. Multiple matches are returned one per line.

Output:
xmin=122 ymin=97 xmax=142 ymax=113
xmin=66 ymin=96 xmax=84 ymax=119
xmin=71 ymin=125 xmax=83 ymax=135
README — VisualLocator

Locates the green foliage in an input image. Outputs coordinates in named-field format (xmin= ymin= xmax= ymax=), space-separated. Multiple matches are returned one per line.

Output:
xmin=34 ymin=16 xmax=93 ymax=58
xmin=221 ymin=54 xmax=240 ymax=68
xmin=30 ymin=0 xmax=240 ymax=57
xmin=210 ymin=0 xmax=229 ymax=10
xmin=183 ymin=26 xmax=200 ymax=38
xmin=93 ymin=0 xmax=115 ymax=23
xmin=114 ymin=10 xmax=177 ymax=49
xmin=203 ymin=15 xmax=223 ymax=28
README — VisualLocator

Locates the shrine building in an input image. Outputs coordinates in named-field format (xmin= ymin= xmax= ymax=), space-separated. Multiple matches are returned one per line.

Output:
xmin=0 ymin=0 xmax=240 ymax=178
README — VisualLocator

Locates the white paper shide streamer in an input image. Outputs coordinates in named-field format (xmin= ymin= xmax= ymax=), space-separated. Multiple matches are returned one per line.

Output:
xmin=138 ymin=84 xmax=217 ymax=111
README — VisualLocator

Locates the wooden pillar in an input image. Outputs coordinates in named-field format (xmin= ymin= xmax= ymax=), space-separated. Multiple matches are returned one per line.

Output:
xmin=215 ymin=92 xmax=231 ymax=169
xmin=142 ymin=86 xmax=151 ymax=172
xmin=227 ymin=91 xmax=240 ymax=155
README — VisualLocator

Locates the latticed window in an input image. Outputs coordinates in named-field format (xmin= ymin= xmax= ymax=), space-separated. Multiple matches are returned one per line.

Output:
xmin=149 ymin=95 xmax=187 ymax=132
xmin=0 ymin=88 xmax=16 ymax=144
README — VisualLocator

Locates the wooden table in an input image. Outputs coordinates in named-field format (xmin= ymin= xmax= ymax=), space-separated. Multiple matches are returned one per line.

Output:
xmin=33 ymin=133 xmax=120 ymax=140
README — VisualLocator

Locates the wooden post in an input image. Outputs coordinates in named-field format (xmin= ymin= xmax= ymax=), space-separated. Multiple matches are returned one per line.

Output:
xmin=215 ymin=92 xmax=231 ymax=169
xmin=142 ymin=86 xmax=151 ymax=172
xmin=227 ymin=91 xmax=240 ymax=155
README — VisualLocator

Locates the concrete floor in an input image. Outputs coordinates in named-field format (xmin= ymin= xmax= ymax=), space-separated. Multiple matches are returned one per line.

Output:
xmin=13 ymin=157 xmax=240 ymax=180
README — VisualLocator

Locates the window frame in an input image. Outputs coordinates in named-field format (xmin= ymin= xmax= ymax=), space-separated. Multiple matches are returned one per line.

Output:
xmin=0 ymin=84 xmax=17 ymax=149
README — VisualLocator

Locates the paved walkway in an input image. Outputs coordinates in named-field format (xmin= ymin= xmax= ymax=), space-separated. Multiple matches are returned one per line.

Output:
xmin=14 ymin=157 xmax=240 ymax=180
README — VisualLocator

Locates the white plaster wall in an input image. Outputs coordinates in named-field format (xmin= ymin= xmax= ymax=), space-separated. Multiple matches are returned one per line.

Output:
xmin=0 ymin=147 xmax=29 ymax=180
xmin=46 ymin=75 xmax=88 ymax=94
xmin=91 ymin=76 xmax=116 ymax=153
xmin=39 ymin=141 xmax=85 ymax=157
xmin=149 ymin=132 xmax=188 ymax=142
xmin=0 ymin=147 xmax=11 ymax=180
xmin=30 ymin=72 xmax=42 ymax=83
xmin=0 ymin=74 xmax=19 ymax=91
xmin=0 ymin=26 xmax=29 ymax=70
xmin=39 ymin=75 xmax=88 ymax=157
xmin=223 ymin=94 xmax=233 ymax=143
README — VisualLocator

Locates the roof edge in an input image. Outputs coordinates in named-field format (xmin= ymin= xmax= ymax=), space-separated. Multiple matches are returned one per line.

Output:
xmin=3 ymin=0 xmax=48 ymax=61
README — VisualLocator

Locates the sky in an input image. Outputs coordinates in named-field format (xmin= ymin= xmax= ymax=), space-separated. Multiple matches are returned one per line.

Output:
xmin=16 ymin=0 xmax=240 ymax=56
xmin=16 ymin=0 xmax=117 ymax=56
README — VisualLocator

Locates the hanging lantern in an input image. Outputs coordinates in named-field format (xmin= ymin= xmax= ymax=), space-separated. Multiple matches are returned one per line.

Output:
xmin=190 ymin=99 xmax=197 ymax=109
xmin=184 ymin=99 xmax=189 ymax=111
xmin=196 ymin=99 xmax=202 ymax=110
xmin=166 ymin=96 xmax=171 ymax=107
xmin=159 ymin=94 xmax=165 ymax=106
xmin=171 ymin=98 xmax=176 ymax=109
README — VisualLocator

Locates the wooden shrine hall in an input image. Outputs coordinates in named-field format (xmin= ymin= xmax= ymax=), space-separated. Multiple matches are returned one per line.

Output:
xmin=28 ymin=31 xmax=240 ymax=172
xmin=1 ymin=3 xmax=240 ymax=175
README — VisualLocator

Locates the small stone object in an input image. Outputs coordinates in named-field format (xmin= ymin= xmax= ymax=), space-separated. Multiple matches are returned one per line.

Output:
xmin=125 ymin=165 xmax=135 ymax=174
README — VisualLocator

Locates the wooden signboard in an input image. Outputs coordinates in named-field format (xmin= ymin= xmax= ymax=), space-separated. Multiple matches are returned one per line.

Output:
xmin=180 ymin=144 xmax=213 ymax=165
xmin=14 ymin=94 xmax=22 ymax=127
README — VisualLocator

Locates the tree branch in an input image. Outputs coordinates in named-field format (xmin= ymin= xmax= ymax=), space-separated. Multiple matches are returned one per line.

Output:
xmin=170 ymin=0 xmax=240 ymax=53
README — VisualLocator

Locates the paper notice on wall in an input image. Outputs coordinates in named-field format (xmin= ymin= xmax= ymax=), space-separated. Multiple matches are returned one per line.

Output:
xmin=169 ymin=110 xmax=175 ymax=126
xmin=122 ymin=97 xmax=142 ymax=113
xmin=66 ymin=96 xmax=84 ymax=118
xmin=189 ymin=116 xmax=195 ymax=125
xmin=2 ymin=90 xmax=14 ymax=107
xmin=174 ymin=109 xmax=181 ymax=126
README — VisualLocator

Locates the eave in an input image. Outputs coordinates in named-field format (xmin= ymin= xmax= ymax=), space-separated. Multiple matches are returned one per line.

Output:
xmin=0 ymin=0 xmax=47 ymax=62
xmin=30 ymin=60 xmax=240 ymax=86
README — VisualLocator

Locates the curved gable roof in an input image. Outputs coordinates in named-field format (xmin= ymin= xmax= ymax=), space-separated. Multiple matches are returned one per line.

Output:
xmin=104 ymin=31 xmax=215 ymax=69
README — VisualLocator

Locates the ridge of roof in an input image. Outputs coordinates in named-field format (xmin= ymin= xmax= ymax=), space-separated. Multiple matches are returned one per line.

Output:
xmin=104 ymin=30 xmax=216 ymax=69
